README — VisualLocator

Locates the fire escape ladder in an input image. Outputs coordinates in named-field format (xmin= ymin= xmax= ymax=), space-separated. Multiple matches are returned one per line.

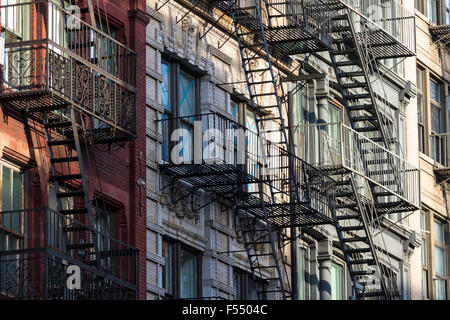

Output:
xmin=226 ymin=0 xmax=309 ymax=300
xmin=329 ymin=9 xmax=405 ymax=213
xmin=42 ymin=107 xmax=100 ymax=268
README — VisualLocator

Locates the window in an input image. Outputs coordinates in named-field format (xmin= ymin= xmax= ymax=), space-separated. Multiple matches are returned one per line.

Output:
xmin=328 ymin=104 xmax=341 ymax=153
xmin=428 ymin=0 xmax=439 ymax=23
xmin=298 ymin=247 xmax=307 ymax=300
xmin=331 ymin=262 xmax=343 ymax=300
xmin=0 ymin=163 xmax=24 ymax=295
xmin=446 ymin=0 xmax=450 ymax=23
xmin=430 ymin=79 xmax=444 ymax=164
xmin=417 ymin=68 xmax=426 ymax=153
xmin=233 ymin=269 xmax=267 ymax=300
xmin=421 ymin=212 xmax=430 ymax=299
xmin=162 ymin=238 xmax=201 ymax=299
xmin=434 ymin=220 xmax=447 ymax=300
xmin=246 ymin=108 xmax=259 ymax=193
xmin=160 ymin=59 xmax=198 ymax=164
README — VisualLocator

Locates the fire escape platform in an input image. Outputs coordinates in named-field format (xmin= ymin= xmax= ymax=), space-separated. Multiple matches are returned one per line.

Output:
xmin=0 ymin=208 xmax=139 ymax=300
xmin=429 ymin=24 xmax=450 ymax=46
xmin=159 ymin=163 xmax=259 ymax=194
xmin=231 ymin=194 xmax=335 ymax=228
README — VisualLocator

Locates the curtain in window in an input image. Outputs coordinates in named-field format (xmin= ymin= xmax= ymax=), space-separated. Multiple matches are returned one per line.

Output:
xmin=180 ymin=248 xmax=197 ymax=299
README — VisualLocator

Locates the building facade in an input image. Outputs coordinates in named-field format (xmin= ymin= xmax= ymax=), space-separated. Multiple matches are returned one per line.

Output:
xmin=144 ymin=0 xmax=448 ymax=300
xmin=0 ymin=0 xmax=148 ymax=299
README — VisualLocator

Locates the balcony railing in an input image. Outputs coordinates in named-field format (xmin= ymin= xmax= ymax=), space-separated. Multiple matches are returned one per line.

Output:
xmin=300 ymin=122 xmax=420 ymax=209
xmin=0 ymin=1 xmax=137 ymax=137
xmin=330 ymin=0 xmax=416 ymax=58
xmin=158 ymin=112 xmax=336 ymax=226
xmin=0 ymin=208 xmax=139 ymax=300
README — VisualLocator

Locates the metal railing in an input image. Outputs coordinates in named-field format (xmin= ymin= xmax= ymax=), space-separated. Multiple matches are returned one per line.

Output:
xmin=266 ymin=0 xmax=333 ymax=46
xmin=300 ymin=122 xmax=420 ymax=208
xmin=158 ymin=112 xmax=335 ymax=221
xmin=430 ymin=132 xmax=450 ymax=168
xmin=339 ymin=0 xmax=416 ymax=56
xmin=0 ymin=208 xmax=139 ymax=299
xmin=0 ymin=0 xmax=136 ymax=88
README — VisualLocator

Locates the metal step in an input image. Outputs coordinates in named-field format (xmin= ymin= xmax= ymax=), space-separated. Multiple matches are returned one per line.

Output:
xmin=51 ymin=174 xmax=82 ymax=182
xmin=351 ymin=269 xmax=376 ymax=277
xmin=67 ymin=243 xmax=95 ymax=250
xmin=349 ymin=259 xmax=375 ymax=265
xmin=57 ymin=191 xmax=84 ymax=198
xmin=48 ymin=139 xmax=75 ymax=146
xmin=338 ymin=225 xmax=364 ymax=232
xmin=337 ymin=214 xmax=360 ymax=221
xmin=63 ymin=226 xmax=90 ymax=232
xmin=59 ymin=208 xmax=89 ymax=215
xmin=345 ymin=247 xmax=372 ymax=254
xmin=342 ymin=236 xmax=368 ymax=243
xmin=51 ymin=156 xmax=79 ymax=164
xmin=45 ymin=121 xmax=72 ymax=129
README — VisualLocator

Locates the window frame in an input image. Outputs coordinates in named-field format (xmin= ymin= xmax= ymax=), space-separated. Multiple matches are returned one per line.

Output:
xmin=161 ymin=237 xmax=202 ymax=299
xmin=160 ymin=57 xmax=200 ymax=164
xmin=232 ymin=268 xmax=267 ymax=300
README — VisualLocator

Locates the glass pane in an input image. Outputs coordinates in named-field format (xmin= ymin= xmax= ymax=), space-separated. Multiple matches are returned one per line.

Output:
xmin=11 ymin=171 xmax=21 ymax=232
xmin=180 ymin=247 xmax=197 ymax=299
xmin=427 ymin=0 xmax=438 ymax=23
xmin=233 ymin=271 xmax=242 ymax=300
xmin=1 ymin=166 xmax=11 ymax=212
xmin=162 ymin=239 xmax=173 ymax=295
xmin=430 ymin=79 xmax=441 ymax=104
xmin=230 ymin=100 xmax=239 ymax=123
xmin=434 ymin=220 xmax=445 ymax=243
xmin=417 ymin=94 xmax=423 ymax=124
xmin=179 ymin=71 xmax=195 ymax=120
xmin=434 ymin=245 xmax=446 ymax=276
xmin=298 ymin=247 xmax=306 ymax=300
xmin=422 ymin=238 xmax=428 ymax=267
xmin=161 ymin=61 xmax=171 ymax=111
xmin=431 ymin=104 xmax=442 ymax=133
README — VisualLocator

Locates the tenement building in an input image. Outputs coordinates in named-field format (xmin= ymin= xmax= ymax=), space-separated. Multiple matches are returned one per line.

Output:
xmin=0 ymin=0 xmax=148 ymax=299
xmin=144 ymin=0 xmax=449 ymax=300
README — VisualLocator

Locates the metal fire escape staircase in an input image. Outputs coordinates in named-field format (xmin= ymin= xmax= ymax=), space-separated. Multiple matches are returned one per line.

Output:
xmin=325 ymin=6 xmax=416 ymax=299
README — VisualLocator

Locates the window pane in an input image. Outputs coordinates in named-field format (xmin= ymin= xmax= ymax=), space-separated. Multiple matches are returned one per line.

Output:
xmin=434 ymin=221 xmax=445 ymax=243
xmin=180 ymin=248 xmax=198 ymax=299
xmin=233 ymin=271 xmax=242 ymax=300
xmin=431 ymin=104 xmax=442 ymax=133
xmin=162 ymin=239 xmax=173 ymax=295
xmin=1 ymin=166 xmax=11 ymax=212
xmin=422 ymin=238 xmax=428 ymax=267
xmin=11 ymin=171 xmax=21 ymax=232
xmin=435 ymin=245 xmax=446 ymax=276
xmin=161 ymin=61 xmax=171 ymax=111
xmin=427 ymin=0 xmax=438 ymax=23
xmin=179 ymin=71 xmax=195 ymax=119
xmin=430 ymin=79 xmax=441 ymax=104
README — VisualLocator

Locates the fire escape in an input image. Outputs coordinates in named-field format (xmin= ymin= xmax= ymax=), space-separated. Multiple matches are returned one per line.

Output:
xmin=429 ymin=20 xmax=450 ymax=185
xmin=0 ymin=1 xmax=138 ymax=299
xmin=157 ymin=0 xmax=420 ymax=300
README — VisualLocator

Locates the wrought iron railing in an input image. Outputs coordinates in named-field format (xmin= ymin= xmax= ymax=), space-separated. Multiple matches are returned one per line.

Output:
xmin=430 ymin=132 xmax=450 ymax=169
xmin=158 ymin=112 xmax=336 ymax=221
xmin=0 ymin=208 xmax=139 ymax=300
xmin=300 ymin=122 xmax=420 ymax=209
xmin=338 ymin=0 xmax=416 ymax=56
xmin=265 ymin=0 xmax=333 ymax=46
xmin=0 ymin=1 xmax=136 ymax=135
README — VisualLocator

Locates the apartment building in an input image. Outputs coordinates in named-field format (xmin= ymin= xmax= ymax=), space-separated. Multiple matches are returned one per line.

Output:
xmin=144 ymin=0 xmax=442 ymax=300
xmin=0 ymin=0 xmax=148 ymax=299
xmin=414 ymin=0 xmax=450 ymax=300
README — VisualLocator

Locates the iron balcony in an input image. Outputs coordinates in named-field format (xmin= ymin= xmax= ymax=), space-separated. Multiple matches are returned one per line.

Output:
xmin=158 ymin=112 xmax=336 ymax=228
xmin=0 ymin=1 xmax=137 ymax=143
xmin=0 ymin=208 xmax=139 ymax=300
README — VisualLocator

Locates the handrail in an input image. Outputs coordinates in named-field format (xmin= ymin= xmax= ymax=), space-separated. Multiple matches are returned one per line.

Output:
xmin=299 ymin=122 xmax=420 ymax=208
xmin=0 ymin=0 xmax=137 ymax=89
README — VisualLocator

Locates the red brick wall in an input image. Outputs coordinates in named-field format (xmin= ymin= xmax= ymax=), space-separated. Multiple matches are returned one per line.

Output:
xmin=0 ymin=0 xmax=149 ymax=300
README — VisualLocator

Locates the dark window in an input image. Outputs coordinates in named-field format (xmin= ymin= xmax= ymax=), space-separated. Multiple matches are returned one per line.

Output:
xmin=430 ymin=79 xmax=444 ymax=164
xmin=233 ymin=269 xmax=267 ymax=300
xmin=417 ymin=67 xmax=426 ymax=153
xmin=162 ymin=238 xmax=201 ymax=299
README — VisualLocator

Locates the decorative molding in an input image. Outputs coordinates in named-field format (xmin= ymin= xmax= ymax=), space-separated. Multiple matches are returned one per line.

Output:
xmin=147 ymin=251 xmax=165 ymax=265
xmin=146 ymin=66 xmax=164 ymax=82
xmin=128 ymin=9 xmax=151 ymax=27
xmin=208 ymin=45 xmax=233 ymax=65
xmin=146 ymin=5 xmax=164 ymax=22
xmin=1 ymin=147 xmax=35 ymax=169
